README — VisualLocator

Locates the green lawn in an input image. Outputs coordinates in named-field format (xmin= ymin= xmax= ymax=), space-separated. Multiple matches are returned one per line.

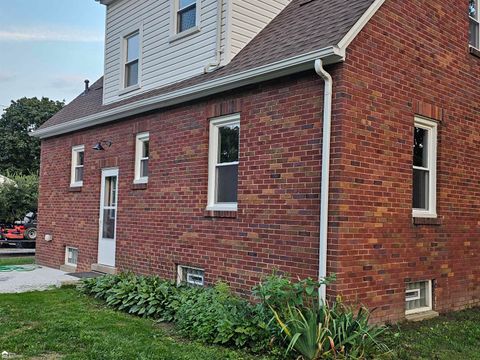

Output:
xmin=0 ymin=288 xmax=268 ymax=360
xmin=0 ymin=256 xmax=35 ymax=266
xmin=384 ymin=308 xmax=480 ymax=359
xmin=1 ymin=287 xmax=480 ymax=359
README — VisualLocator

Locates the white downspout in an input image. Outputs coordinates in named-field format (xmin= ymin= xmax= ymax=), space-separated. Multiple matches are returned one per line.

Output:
xmin=204 ymin=0 xmax=224 ymax=73
xmin=314 ymin=59 xmax=333 ymax=303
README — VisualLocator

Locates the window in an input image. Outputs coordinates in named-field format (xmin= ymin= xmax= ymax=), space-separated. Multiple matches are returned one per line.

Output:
xmin=134 ymin=132 xmax=149 ymax=183
xmin=412 ymin=117 xmax=437 ymax=218
xmin=470 ymin=0 xmax=480 ymax=49
xmin=405 ymin=280 xmax=432 ymax=315
xmin=71 ymin=145 xmax=85 ymax=187
xmin=177 ymin=0 xmax=197 ymax=33
xmin=177 ymin=265 xmax=204 ymax=286
xmin=124 ymin=31 xmax=140 ymax=88
xmin=65 ymin=247 xmax=79 ymax=267
xmin=207 ymin=114 xmax=240 ymax=211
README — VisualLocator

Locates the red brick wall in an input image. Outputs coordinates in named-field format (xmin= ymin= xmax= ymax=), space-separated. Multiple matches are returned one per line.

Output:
xmin=38 ymin=0 xmax=480 ymax=323
xmin=329 ymin=0 xmax=480 ymax=322
xmin=37 ymin=72 xmax=328 ymax=294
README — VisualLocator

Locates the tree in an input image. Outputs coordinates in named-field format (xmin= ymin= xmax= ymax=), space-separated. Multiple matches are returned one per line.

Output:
xmin=0 ymin=173 xmax=39 ymax=223
xmin=0 ymin=97 xmax=64 ymax=175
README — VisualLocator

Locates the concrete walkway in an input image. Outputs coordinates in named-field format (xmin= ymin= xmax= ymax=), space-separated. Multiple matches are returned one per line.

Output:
xmin=0 ymin=266 xmax=79 ymax=293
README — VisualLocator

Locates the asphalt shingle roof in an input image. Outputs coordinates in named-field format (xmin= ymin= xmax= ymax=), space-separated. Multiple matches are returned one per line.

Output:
xmin=40 ymin=0 xmax=376 ymax=131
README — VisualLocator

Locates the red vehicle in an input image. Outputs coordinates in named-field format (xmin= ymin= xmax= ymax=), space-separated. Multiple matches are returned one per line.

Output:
xmin=0 ymin=212 xmax=37 ymax=242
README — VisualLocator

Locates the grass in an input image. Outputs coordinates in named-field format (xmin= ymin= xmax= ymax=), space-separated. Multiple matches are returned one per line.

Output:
xmin=0 ymin=256 xmax=35 ymax=266
xmin=383 ymin=308 xmax=480 ymax=359
xmin=0 ymin=288 xmax=269 ymax=360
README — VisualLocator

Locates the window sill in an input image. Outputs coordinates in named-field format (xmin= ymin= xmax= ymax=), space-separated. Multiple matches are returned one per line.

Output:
xmin=405 ymin=310 xmax=439 ymax=322
xmin=68 ymin=186 xmax=82 ymax=192
xmin=413 ymin=217 xmax=442 ymax=226
xmin=169 ymin=26 xmax=200 ymax=43
xmin=131 ymin=182 xmax=148 ymax=190
xmin=118 ymin=84 xmax=141 ymax=96
xmin=470 ymin=45 xmax=480 ymax=58
xmin=204 ymin=209 xmax=237 ymax=219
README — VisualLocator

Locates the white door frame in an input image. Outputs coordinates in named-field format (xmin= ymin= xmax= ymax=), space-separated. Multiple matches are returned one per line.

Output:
xmin=98 ymin=168 xmax=119 ymax=267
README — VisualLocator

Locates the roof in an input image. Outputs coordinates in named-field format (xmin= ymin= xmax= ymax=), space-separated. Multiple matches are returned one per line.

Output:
xmin=35 ymin=0 xmax=383 ymax=138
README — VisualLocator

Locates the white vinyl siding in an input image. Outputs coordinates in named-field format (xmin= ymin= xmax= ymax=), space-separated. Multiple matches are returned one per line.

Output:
xmin=229 ymin=0 xmax=290 ymax=58
xmin=101 ymin=0 xmax=291 ymax=105
xmin=103 ymin=0 xmax=226 ymax=105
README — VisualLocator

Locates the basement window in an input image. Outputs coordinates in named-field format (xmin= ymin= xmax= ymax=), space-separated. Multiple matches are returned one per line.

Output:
xmin=405 ymin=280 xmax=432 ymax=315
xmin=71 ymin=145 xmax=84 ymax=187
xmin=134 ymin=132 xmax=149 ymax=183
xmin=470 ymin=0 xmax=480 ymax=49
xmin=65 ymin=247 xmax=78 ymax=267
xmin=177 ymin=265 xmax=204 ymax=286
xmin=412 ymin=117 xmax=437 ymax=218
xmin=207 ymin=114 xmax=240 ymax=211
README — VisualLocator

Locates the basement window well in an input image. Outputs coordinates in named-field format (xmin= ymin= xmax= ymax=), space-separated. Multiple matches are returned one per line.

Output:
xmin=177 ymin=265 xmax=204 ymax=286
xmin=405 ymin=280 xmax=432 ymax=315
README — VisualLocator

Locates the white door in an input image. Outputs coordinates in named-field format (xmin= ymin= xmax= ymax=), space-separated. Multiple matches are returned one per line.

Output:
xmin=98 ymin=168 xmax=119 ymax=267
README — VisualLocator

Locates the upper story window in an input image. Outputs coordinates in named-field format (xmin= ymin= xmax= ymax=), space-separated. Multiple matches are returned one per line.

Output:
xmin=124 ymin=31 xmax=140 ymax=88
xmin=177 ymin=0 xmax=197 ymax=33
xmin=207 ymin=114 xmax=240 ymax=211
xmin=470 ymin=0 xmax=480 ymax=48
xmin=412 ymin=117 xmax=437 ymax=218
xmin=134 ymin=132 xmax=149 ymax=183
xmin=71 ymin=145 xmax=84 ymax=187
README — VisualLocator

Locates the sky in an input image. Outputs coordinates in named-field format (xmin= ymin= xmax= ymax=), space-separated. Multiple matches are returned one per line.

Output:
xmin=0 ymin=0 xmax=105 ymax=109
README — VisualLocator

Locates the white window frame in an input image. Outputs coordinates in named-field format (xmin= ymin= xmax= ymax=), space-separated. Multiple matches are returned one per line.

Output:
xmin=65 ymin=246 xmax=79 ymax=267
xmin=119 ymin=26 xmax=143 ymax=94
xmin=71 ymin=145 xmax=85 ymax=187
xmin=412 ymin=116 xmax=437 ymax=218
xmin=405 ymin=280 xmax=432 ymax=315
xmin=134 ymin=132 xmax=149 ymax=184
xmin=170 ymin=0 xmax=201 ymax=41
xmin=470 ymin=0 xmax=480 ymax=49
xmin=207 ymin=113 xmax=240 ymax=212
xmin=177 ymin=265 xmax=205 ymax=286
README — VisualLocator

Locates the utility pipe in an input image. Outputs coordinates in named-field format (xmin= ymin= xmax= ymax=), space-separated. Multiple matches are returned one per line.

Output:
xmin=204 ymin=0 xmax=224 ymax=72
xmin=314 ymin=58 xmax=333 ymax=302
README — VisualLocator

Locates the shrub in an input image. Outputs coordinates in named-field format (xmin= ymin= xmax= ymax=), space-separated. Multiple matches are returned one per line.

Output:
xmin=175 ymin=282 xmax=271 ymax=350
xmin=0 ymin=172 xmax=38 ymax=224
xmin=272 ymin=299 xmax=389 ymax=359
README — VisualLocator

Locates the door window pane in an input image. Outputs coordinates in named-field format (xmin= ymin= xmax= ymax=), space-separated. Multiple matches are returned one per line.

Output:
xmin=102 ymin=209 xmax=116 ymax=239
xmin=218 ymin=125 xmax=239 ymax=163
xmin=104 ymin=176 xmax=117 ymax=206
xmin=216 ymin=164 xmax=238 ymax=203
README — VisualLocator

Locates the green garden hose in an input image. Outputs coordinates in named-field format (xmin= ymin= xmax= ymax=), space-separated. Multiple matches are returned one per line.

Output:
xmin=0 ymin=265 xmax=36 ymax=272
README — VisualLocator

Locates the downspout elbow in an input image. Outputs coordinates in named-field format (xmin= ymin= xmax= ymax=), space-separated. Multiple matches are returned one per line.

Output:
xmin=314 ymin=59 xmax=333 ymax=303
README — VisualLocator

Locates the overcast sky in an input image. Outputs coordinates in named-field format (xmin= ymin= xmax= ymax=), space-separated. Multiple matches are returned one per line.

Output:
xmin=0 ymin=0 xmax=105 ymax=109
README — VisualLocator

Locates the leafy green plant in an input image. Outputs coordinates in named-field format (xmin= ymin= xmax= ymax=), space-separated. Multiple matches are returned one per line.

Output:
xmin=0 ymin=172 xmax=38 ymax=224
xmin=272 ymin=300 xmax=389 ymax=359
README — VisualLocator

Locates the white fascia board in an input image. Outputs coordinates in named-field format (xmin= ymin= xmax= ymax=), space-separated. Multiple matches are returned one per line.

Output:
xmin=337 ymin=0 xmax=386 ymax=51
xmin=32 ymin=46 xmax=344 ymax=139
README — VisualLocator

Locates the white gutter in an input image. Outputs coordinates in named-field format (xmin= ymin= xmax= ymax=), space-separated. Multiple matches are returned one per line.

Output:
xmin=32 ymin=46 xmax=344 ymax=139
xmin=314 ymin=59 xmax=333 ymax=302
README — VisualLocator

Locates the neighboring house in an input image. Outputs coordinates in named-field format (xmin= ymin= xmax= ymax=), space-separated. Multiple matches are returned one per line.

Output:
xmin=32 ymin=0 xmax=480 ymax=323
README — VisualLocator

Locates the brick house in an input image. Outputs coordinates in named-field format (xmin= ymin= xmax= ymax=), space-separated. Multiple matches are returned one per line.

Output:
xmin=32 ymin=0 xmax=480 ymax=323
